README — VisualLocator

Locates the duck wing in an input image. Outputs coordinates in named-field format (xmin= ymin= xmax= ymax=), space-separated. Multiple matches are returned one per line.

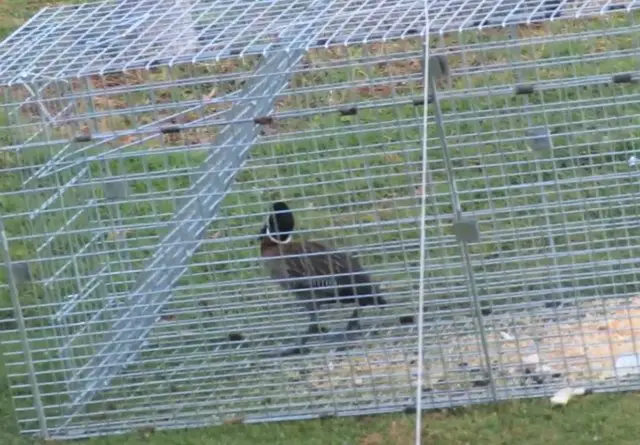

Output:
xmin=264 ymin=240 xmax=374 ymax=301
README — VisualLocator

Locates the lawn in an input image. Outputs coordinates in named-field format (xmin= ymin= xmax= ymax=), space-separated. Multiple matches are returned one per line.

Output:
xmin=0 ymin=0 xmax=640 ymax=444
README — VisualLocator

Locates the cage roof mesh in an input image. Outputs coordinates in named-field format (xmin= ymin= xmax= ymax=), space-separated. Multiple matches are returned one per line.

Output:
xmin=0 ymin=0 xmax=634 ymax=83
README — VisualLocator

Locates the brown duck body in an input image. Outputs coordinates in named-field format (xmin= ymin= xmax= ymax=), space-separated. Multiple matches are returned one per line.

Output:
xmin=257 ymin=201 xmax=390 ymax=354
xmin=260 ymin=237 xmax=386 ymax=308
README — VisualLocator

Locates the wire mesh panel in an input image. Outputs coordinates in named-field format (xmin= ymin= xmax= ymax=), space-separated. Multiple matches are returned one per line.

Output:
xmin=420 ymin=6 xmax=640 ymax=408
xmin=0 ymin=0 xmax=639 ymax=441
xmin=0 ymin=0 xmax=426 ymax=439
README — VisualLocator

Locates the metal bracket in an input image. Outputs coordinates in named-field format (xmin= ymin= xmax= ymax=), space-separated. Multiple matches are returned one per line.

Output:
xmin=525 ymin=128 xmax=553 ymax=152
xmin=452 ymin=216 xmax=480 ymax=243
xmin=10 ymin=262 xmax=32 ymax=286
xmin=423 ymin=55 xmax=450 ymax=83
xmin=103 ymin=181 xmax=128 ymax=200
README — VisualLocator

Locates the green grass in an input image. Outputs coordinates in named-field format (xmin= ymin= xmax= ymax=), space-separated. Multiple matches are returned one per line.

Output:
xmin=1 ymin=0 xmax=640 ymax=443
xmin=3 ymin=381 xmax=640 ymax=445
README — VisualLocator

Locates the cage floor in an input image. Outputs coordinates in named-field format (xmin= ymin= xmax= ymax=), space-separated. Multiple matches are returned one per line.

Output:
xmin=51 ymin=294 xmax=640 ymax=439
xmin=310 ymin=295 xmax=640 ymax=393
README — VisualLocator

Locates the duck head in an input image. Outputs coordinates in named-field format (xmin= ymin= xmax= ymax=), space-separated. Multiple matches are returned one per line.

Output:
xmin=258 ymin=201 xmax=295 ymax=244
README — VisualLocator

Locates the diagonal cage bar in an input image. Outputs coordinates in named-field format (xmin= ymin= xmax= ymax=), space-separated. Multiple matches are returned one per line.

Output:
xmin=60 ymin=49 xmax=307 ymax=421
xmin=51 ymin=1 xmax=333 ymax=427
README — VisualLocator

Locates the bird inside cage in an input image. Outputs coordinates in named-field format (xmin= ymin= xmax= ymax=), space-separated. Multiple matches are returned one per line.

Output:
xmin=257 ymin=201 xmax=412 ymax=356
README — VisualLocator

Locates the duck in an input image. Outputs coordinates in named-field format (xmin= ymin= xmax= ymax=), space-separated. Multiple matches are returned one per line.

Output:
xmin=258 ymin=201 xmax=388 ymax=350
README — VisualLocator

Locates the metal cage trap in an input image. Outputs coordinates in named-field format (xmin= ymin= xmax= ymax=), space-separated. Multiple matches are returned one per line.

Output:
xmin=0 ymin=0 xmax=639 ymax=440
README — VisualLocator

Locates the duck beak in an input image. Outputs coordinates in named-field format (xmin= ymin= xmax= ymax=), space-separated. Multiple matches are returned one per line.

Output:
xmin=258 ymin=224 xmax=267 ymax=241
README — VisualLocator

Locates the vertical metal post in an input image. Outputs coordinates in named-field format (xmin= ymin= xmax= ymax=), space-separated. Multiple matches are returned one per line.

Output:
xmin=414 ymin=38 xmax=431 ymax=442
xmin=0 ymin=219 xmax=48 ymax=438
xmin=427 ymin=74 xmax=498 ymax=401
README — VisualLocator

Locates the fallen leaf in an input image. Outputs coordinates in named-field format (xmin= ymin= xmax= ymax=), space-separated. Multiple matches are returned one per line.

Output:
xmin=500 ymin=331 xmax=515 ymax=341
xmin=550 ymin=387 xmax=591 ymax=406
xmin=383 ymin=153 xmax=403 ymax=163
xmin=360 ymin=432 xmax=384 ymax=445
xmin=204 ymin=87 xmax=217 ymax=100
xmin=136 ymin=426 xmax=155 ymax=439
xmin=223 ymin=416 xmax=245 ymax=425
